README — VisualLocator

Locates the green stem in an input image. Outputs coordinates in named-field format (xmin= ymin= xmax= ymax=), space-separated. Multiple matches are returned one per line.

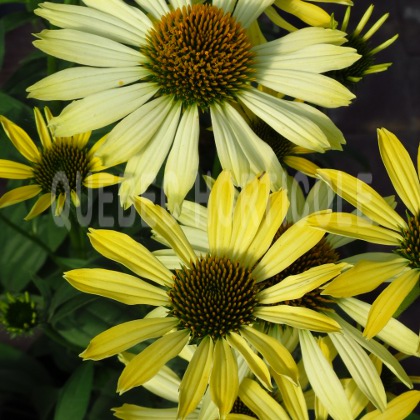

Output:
xmin=67 ymin=209 xmax=89 ymax=259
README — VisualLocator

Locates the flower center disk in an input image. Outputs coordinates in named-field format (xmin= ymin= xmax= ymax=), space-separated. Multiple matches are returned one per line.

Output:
xmin=33 ymin=141 xmax=90 ymax=195
xmin=142 ymin=4 xmax=255 ymax=109
xmin=397 ymin=214 xmax=420 ymax=269
xmin=168 ymin=255 xmax=258 ymax=341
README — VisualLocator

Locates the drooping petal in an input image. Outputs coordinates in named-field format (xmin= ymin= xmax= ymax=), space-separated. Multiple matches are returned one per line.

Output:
xmin=255 ymin=305 xmax=341 ymax=332
xmin=226 ymin=332 xmax=272 ymax=390
xmin=0 ymin=160 xmax=34 ymax=179
xmin=117 ymin=329 xmax=190 ymax=394
xmin=299 ymin=329 xmax=353 ymax=420
xmin=317 ymin=168 xmax=406 ymax=230
xmin=134 ymin=197 xmax=197 ymax=265
xmin=83 ymin=173 xmax=122 ymax=188
xmin=0 ymin=185 xmax=42 ymax=208
xmin=364 ymin=270 xmax=419 ymax=339
xmin=178 ymin=336 xmax=214 ymax=419
xmin=24 ymin=193 xmax=54 ymax=220
xmin=238 ymin=378 xmax=289 ymax=420
xmin=378 ymin=128 xmax=420 ymax=216
xmin=63 ymin=268 xmax=169 ymax=306
xmin=80 ymin=317 xmax=179 ymax=360
xmin=88 ymin=228 xmax=174 ymax=287
xmin=0 ymin=116 xmax=40 ymax=163
xmin=240 ymin=326 xmax=298 ymax=384
xmin=210 ymin=339 xmax=239 ymax=419
xmin=143 ymin=365 xmax=181 ymax=404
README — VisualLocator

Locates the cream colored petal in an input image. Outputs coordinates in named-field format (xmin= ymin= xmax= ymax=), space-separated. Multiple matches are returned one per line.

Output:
xmin=0 ymin=184 xmax=42 ymax=208
xmin=133 ymin=0 xmax=169 ymax=20
xmin=229 ymin=173 xmax=271 ymax=261
xmin=317 ymin=168 xmax=406 ymax=230
xmin=378 ymin=128 xmax=420 ymax=215
xmin=80 ymin=317 xmax=179 ymax=361
xmin=143 ymin=365 xmax=181 ymax=403
xmin=49 ymin=83 xmax=158 ymax=137
xmin=233 ymin=0 xmax=275 ymax=28
xmin=83 ymin=173 xmax=122 ymax=188
xmin=240 ymin=326 xmax=298 ymax=384
xmin=253 ymin=220 xmax=325 ymax=282
xmin=337 ymin=298 xmax=420 ymax=356
xmin=207 ymin=171 xmax=235 ymax=256
xmin=176 ymin=200 xmax=208 ymax=232
xmin=242 ymin=189 xmax=289 ymax=268
xmin=361 ymin=390 xmax=420 ymax=420
xmin=271 ymin=369 xmax=309 ymax=420
xmin=33 ymin=29 xmax=143 ymax=67
xmin=28 ymin=66 xmax=148 ymax=101
xmin=322 ymin=257 xmax=408 ymax=297
xmin=226 ymin=332 xmax=272 ymax=390
xmin=364 ymin=270 xmax=419 ymax=339
xmin=306 ymin=212 xmax=403 ymax=246
xmin=88 ymin=228 xmax=174 ymax=287
xmin=117 ymin=329 xmax=190 ymax=394
xmin=210 ymin=339 xmax=238 ymax=419
xmin=255 ymin=305 xmax=341 ymax=332
xmin=328 ymin=332 xmax=386 ymax=410
xmin=134 ymin=197 xmax=196 ymax=265
xmin=330 ymin=313 xmax=412 ymax=388
xmin=258 ymin=263 xmax=345 ymax=304
xmin=299 ymin=329 xmax=353 ymax=420
xmin=63 ymin=268 xmax=169 ymax=306
xmin=0 ymin=116 xmax=40 ymax=162
xmin=178 ymin=336 xmax=214 ymax=419
xmin=0 ymin=160 xmax=33 ymax=179
xmin=238 ymin=378 xmax=289 ymax=420
xmin=24 ymin=193 xmax=54 ymax=220
xmin=164 ymin=105 xmax=199 ymax=216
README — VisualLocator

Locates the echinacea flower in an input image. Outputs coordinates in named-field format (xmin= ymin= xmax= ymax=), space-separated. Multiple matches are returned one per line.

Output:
xmin=28 ymin=0 xmax=359 ymax=212
xmin=0 ymin=107 xmax=121 ymax=220
xmin=62 ymin=171 xmax=341 ymax=419
xmin=307 ymin=128 xmax=420 ymax=339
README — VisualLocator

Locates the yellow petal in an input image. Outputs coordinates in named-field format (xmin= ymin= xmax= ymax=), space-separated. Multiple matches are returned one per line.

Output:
xmin=240 ymin=326 xmax=298 ymax=384
xmin=253 ymin=219 xmax=325 ymax=282
xmin=0 ymin=184 xmax=42 ymax=208
xmin=275 ymin=0 xmax=331 ymax=27
xmin=210 ymin=338 xmax=238 ymax=419
xmin=113 ymin=405 xmax=179 ymax=419
xmin=34 ymin=107 xmax=52 ymax=149
xmin=255 ymin=305 xmax=341 ymax=332
xmin=81 ymin=317 xmax=179 ymax=361
xmin=284 ymin=155 xmax=319 ymax=177
xmin=229 ymin=173 xmax=270 ymax=261
xmin=238 ymin=378 xmax=289 ymax=420
xmin=63 ymin=268 xmax=169 ymax=306
xmin=0 ymin=116 xmax=40 ymax=162
xmin=117 ymin=329 xmax=190 ymax=394
xmin=226 ymin=332 xmax=272 ymax=390
xmin=361 ymin=390 xmax=420 ymax=420
xmin=242 ymin=189 xmax=289 ymax=268
xmin=378 ymin=128 xmax=420 ymax=216
xmin=323 ymin=258 xmax=408 ymax=297
xmin=134 ymin=197 xmax=196 ymax=265
xmin=25 ymin=193 xmax=54 ymax=220
xmin=54 ymin=192 xmax=66 ymax=216
xmin=70 ymin=190 xmax=80 ymax=207
xmin=83 ymin=172 xmax=122 ymax=188
xmin=88 ymin=228 xmax=174 ymax=287
xmin=364 ymin=270 xmax=419 ymax=339
xmin=317 ymin=168 xmax=406 ymax=230
xmin=306 ymin=212 xmax=402 ymax=246
xmin=178 ymin=336 xmax=213 ymax=419
xmin=207 ymin=170 xmax=235 ymax=256
xmin=0 ymin=159 xmax=33 ymax=179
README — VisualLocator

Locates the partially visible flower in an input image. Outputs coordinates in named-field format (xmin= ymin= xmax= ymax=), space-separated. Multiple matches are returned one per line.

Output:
xmin=0 ymin=107 xmax=121 ymax=220
xmin=326 ymin=4 xmax=399 ymax=90
xmin=28 ymin=1 xmax=359 ymax=212
xmin=64 ymin=171 xmax=339 ymax=418
xmin=307 ymin=128 xmax=420 ymax=339
xmin=0 ymin=292 xmax=39 ymax=337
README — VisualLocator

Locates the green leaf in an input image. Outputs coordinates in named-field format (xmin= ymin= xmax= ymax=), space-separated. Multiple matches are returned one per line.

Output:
xmin=0 ymin=19 xmax=4 ymax=69
xmin=54 ymin=362 xmax=94 ymax=420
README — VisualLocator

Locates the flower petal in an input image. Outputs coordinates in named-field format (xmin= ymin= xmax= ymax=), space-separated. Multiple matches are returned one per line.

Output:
xmin=81 ymin=317 xmax=179 ymax=361
xmin=25 ymin=193 xmax=54 ymax=220
xmin=0 ymin=159 xmax=33 ymax=179
xmin=178 ymin=336 xmax=214 ymax=419
xmin=378 ymin=128 xmax=420 ymax=216
xmin=233 ymin=0 xmax=275 ymax=28
xmin=113 ymin=404 xmax=179 ymax=419
xmin=34 ymin=107 xmax=52 ymax=149
xmin=63 ymin=268 xmax=169 ymax=306
xmin=0 ymin=185 xmax=42 ymax=208
xmin=88 ymin=228 xmax=174 ymax=287
xmin=117 ymin=329 xmax=190 ymax=394
xmin=83 ymin=173 xmax=122 ymax=188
